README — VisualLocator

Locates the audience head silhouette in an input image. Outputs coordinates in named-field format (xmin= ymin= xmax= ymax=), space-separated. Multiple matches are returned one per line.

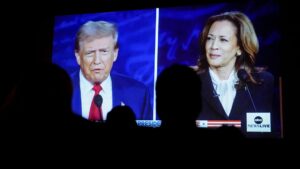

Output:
xmin=106 ymin=105 xmax=138 ymax=128
xmin=156 ymin=64 xmax=202 ymax=128
xmin=2 ymin=63 xmax=79 ymax=131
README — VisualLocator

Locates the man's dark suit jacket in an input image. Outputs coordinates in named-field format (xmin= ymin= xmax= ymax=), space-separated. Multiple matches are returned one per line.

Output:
xmin=197 ymin=70 xmax=278 ymax=138
xmin=71 ymin=71 xmax=152 ymax=120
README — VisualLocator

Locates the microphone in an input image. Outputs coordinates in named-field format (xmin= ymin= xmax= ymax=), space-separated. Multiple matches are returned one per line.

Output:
xmin=237 ymin=69 xmax=248 ymax=82
xmin=94 ymin=94 xmax=103 ymax=108
xmin=94 ymin=94 xmax=103 ymax=120
xmin=237 ymin=69 xmax=257 ymax=112
xmin=213 ymin=89 xmax=219 ymax=97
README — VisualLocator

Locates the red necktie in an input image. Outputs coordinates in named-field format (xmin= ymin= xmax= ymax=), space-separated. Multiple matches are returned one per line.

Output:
xmin=88 ymin=83 xmax=103 ymax=122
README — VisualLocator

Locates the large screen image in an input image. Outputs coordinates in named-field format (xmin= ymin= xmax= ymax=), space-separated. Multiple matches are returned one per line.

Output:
xmin=52 ymin=0 xmax=282 ymax=138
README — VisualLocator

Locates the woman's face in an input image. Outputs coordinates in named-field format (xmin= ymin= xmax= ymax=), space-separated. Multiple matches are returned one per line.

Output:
xmin=205 ymin=20 xmax=241 ymax=69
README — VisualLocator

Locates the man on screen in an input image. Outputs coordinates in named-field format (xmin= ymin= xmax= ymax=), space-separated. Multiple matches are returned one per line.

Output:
xmin=72 ymin=20 xmax=152 ymax=122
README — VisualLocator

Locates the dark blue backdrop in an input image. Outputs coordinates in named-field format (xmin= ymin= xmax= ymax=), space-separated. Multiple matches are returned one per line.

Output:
xmin=158 ymin=0 xmax=280 ymax=76
xmin=52 ymin=9 xmax=156 ymax=113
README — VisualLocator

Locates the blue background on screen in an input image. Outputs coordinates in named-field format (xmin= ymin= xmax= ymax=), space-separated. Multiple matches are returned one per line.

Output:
xmin=158 ymin=1 xmax=280 ymax=76
xmin=52 ymin=9 xmax=156 ymax=110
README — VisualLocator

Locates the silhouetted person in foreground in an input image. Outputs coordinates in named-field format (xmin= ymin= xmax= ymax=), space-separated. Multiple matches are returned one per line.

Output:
xmin=1 ymin=63 xmax=99 ymax=132
xmin=155 ymin=64 xmax=244 ymax=141
xmin=156 ymin=64 xmax=202 ymax=129
xmin=105 ymin=105 xmax=138 ymax=128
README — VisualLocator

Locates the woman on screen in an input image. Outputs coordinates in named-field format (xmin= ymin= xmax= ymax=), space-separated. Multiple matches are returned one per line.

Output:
xmin=196 ymin=11 xmax=274 ymax=137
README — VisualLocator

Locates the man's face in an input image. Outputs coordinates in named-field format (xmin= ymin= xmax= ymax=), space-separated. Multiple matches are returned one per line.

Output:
xmin=75 ymin=36 xmax=118 ymax=83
